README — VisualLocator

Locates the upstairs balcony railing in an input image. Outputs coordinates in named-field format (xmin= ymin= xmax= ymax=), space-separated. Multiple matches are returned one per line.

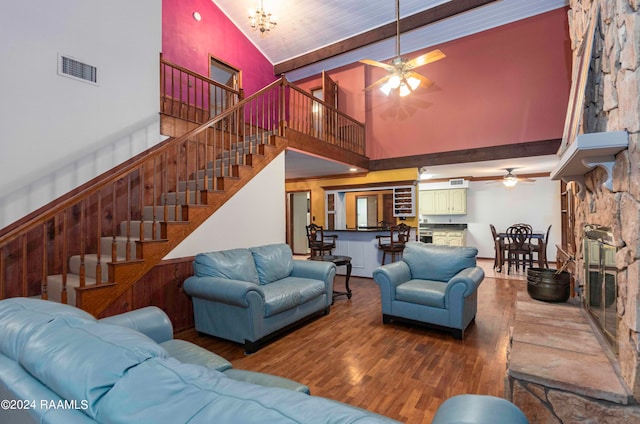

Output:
xmin=160 ymin=55 xmax=365 ymax=156
xmin=0 ymin=61 xmax=365 ymax=310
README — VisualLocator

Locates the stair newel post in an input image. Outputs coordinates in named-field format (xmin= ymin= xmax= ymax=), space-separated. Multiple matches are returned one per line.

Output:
xmin=95 ymin=193 xmax=102 ymax=285
xmin=184 ymin=138 xmax=191 ymax=208
xmin=125 ymin=174 xmax=132 ymax=261
xmin=138 ymin=165 xmax=145 ymax=243
xmin=111 ymin=184 xmax=117 ymax=263
xmin=79 ymin=200 xmax=85 ymax=288
xmin=41 ymin=223 xmax=48 ymax=300
xmin=203 ymin=129 xmax=210 ymax=192
xmin=163 ymin=151 xmax=170 ymax=223
xmin=152 ymin=156 xmax=158 ymax=236
xmin=213 ymin=126 xmax=219 ymax=191
xmin=194 ymin=134 xmax=201 ymax=203
xmin=282 ymin=87 xmax=288 ymax=134
xmin=61 ymin=210 xmax=68 ymax=305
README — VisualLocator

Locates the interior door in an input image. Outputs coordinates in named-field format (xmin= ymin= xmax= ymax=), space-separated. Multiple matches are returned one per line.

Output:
xmin=209 ymin=56 xmax=240 ymax=128
xmin=288 ymin=191 xmax=311 ymax=255
xmin=322 ymin=71 xmax=338 ymax=140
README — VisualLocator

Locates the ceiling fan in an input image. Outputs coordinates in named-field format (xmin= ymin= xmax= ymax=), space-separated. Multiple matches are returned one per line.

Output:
xmin=492 ymin=168 xmax=536 ymax=187
xmin=360 ymin=0 xmax=445 ymax=97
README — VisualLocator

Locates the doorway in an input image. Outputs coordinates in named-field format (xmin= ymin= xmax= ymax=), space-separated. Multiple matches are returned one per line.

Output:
xmin=209 ymin=56 xmax=240 ymax=119
xmin=287 ymin=191 xmax=311 ymax=255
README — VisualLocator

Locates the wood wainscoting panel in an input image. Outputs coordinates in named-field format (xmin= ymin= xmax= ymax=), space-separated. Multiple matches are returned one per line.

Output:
xmin=99 ymin=256 xmax=195 ymax=332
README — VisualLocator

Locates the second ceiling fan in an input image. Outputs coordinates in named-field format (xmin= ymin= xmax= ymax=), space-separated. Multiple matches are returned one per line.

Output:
xmin=360 ymin=0 xmax=446 ymax=97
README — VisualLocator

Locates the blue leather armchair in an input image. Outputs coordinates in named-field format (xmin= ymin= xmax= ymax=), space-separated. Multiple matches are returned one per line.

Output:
xmin=372 ymin=242 xmax=484 ymax=339
xmin=432 ymin=395 xmax=529 ymax=424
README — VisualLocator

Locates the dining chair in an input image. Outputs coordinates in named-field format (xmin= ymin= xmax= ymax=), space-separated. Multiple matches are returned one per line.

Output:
xmin=506 ymin=224 xmax=533 ymax=274
xmin=531 ymin=224 xmax=552 ymax=268
xmin=489 ymin=224 xmax=507 ymax=272
xmin=378 ymin=223 xmax=411 ymax=264
xmin=305 ymin=224 xmax=337 ymax=257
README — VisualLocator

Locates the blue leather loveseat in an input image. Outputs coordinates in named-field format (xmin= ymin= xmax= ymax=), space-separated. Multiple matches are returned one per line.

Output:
xmin=373 ymin=242 xmax=484 ymax=339
xmin=184 ymin=243 xmax=336 ymax=353
xmin=0 ymin=297 xmax=400 ymax=424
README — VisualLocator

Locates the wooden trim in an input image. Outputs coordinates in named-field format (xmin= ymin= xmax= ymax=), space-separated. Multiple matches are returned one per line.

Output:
xmin=285 ymin=172 xmax=368 ymax=184
xmin=369 ymin=139 xmax=562 ymax=172
xmin=322 ymin=180 xmax=417 ymax=191
xmin=285 ymin=129 xmax=369 ymax=170
xmin=274 ymin=0 xmax=500 ymax=74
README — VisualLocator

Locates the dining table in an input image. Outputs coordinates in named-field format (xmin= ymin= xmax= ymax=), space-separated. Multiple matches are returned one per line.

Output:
xmin=496 ymin=230 xmax=546 ymax=272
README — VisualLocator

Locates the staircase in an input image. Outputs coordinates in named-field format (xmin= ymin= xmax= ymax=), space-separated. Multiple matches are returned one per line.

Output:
xmin=0 ymin=61 xmax=366 ymax=318
xmin=45 ymin=132 xmax=283 ymax=315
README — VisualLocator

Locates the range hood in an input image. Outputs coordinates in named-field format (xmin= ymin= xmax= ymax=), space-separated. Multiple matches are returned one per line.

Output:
xmin=550 ymin=131 xmax=628 ymax=196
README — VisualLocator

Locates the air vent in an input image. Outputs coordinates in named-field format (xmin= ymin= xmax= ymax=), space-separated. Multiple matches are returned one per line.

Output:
xmin=448 ymin=178 xmax=465 ymax=186
xmin=58 ymin=54 xmax=98 ymax=85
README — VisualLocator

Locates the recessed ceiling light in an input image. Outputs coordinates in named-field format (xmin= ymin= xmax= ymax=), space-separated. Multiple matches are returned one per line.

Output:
xmin=193 ymin=12 xmax=202 ymax=21
xmin=349 ymin=168 xmax=358 ymax=172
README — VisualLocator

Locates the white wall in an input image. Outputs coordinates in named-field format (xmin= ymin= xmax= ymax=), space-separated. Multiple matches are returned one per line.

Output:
xmin=165 ymin=153 xmax=287 ymax=258
xmin=420 ymin=178 xmax=562 ymax=263
xmin=0 ymin=0 xmax=162 ymax=229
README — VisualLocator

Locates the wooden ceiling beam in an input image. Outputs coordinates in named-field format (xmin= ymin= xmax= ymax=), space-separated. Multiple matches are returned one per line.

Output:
xmin=274 ymin=0 xmax=501 ymax=75
xmin=368 ymin=139 xmax=562 ymax=172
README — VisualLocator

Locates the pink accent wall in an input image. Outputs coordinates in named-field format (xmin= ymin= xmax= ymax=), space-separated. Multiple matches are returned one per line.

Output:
xmin=162 ymin=0 xmax=276 ymax=96
xmin=294 ymin=8 xmax=571 ymax=161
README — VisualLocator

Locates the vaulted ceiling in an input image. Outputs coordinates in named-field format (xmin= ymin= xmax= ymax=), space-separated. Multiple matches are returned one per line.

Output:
xmin=211 ymin=0 xmax=570 ymax=180
xmin=214 ymin=0 xmax=568 ymax=81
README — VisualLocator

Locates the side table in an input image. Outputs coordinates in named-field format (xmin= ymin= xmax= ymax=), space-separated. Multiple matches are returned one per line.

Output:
xmin=308 ymin=255 xmax=352 ymax=302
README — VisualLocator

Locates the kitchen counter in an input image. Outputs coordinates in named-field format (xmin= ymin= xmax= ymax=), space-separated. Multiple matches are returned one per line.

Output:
xmin=324 ymin=227 xmax=417 ymax=277
xmin=420 ymin=223 xmax=468 ymax=230
xmin=329 ymin=227 xmax=392 ymax=232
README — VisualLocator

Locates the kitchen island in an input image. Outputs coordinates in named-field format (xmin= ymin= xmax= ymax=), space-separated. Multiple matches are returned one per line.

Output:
xmin=324 ymin=227 xmax=417 ymax=278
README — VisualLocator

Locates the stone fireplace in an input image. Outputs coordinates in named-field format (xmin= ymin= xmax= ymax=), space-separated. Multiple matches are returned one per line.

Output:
xmin=505 ymin=1 xmax=640 ymax=421
xmin=565 ymin=0 xmax=640 ymax=399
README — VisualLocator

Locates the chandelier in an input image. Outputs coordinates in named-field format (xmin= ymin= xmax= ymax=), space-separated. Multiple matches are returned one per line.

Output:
xmin=248 ymin=0 xmax=277 ymax=36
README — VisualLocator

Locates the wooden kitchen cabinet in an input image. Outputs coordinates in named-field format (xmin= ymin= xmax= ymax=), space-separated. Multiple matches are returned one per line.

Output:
xmin=419 ymin=189 xmax=467 ymax=215
xmin=432 ymin=230 xmax=467 ymax=246
xmin=418 ymin=190 xmax=436 ymax=215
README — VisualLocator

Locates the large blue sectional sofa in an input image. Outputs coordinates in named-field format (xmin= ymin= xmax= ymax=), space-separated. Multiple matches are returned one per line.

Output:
xmin=184 ymin=243 xmax=336 ymax=353
xmin=0 ymin=297 xmax=400 ymax=424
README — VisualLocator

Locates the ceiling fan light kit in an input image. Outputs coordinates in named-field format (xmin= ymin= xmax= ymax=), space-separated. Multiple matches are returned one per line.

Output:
xmin=360 ymin=0 xmax=445 ymax=97
xmin=503 ymin=176 xmax=518 ymax=187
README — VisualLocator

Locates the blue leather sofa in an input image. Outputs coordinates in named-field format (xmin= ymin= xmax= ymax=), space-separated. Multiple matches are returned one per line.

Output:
xmin=183 ymin=243 xmax=336 ymax=353
xmin=0 ymin=297 xmax=400 ymax=424
xmin=372 ymin=242 xmax=484 ymax=339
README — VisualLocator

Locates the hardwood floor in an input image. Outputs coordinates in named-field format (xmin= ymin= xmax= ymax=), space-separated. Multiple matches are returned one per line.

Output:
xmin=175 ymin=259 xmax=528 ymax=423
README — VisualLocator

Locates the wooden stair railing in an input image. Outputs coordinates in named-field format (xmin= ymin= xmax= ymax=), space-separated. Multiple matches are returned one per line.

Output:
xmin=0 ymin=78 xmax=287 ymax=317
xmin=0 ymin=71 xmax=366 ymax=317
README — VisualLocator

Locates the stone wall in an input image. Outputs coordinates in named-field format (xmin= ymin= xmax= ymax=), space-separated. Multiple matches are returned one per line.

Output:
xmin=568 ymin=0 xmax=640 ymax=398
